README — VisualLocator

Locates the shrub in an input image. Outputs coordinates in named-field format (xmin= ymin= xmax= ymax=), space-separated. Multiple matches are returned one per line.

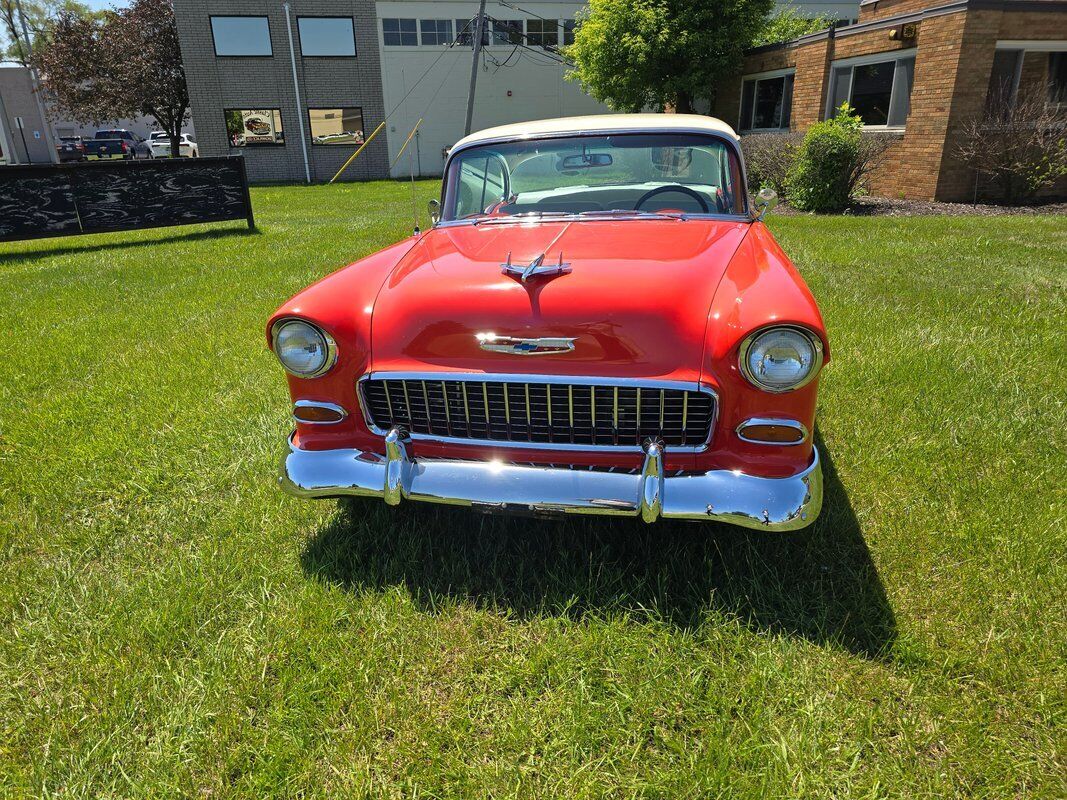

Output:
xmin=787 ymin=105 xmax=892 ymax=213
xmin=741 ymin=132 xmax=803 ymax=196
xmin=955 ymin=88 xmax=1067 ymax=204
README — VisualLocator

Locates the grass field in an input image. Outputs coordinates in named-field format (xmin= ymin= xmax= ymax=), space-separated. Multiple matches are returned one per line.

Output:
xmin=1 ymin=181 xmax=1064 ymax=798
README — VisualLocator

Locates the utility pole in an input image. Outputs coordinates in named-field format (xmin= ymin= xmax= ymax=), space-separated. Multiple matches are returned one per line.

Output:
xmin=14 ymin=0 xmax=59 ymax=163
xmin=463 ymin=0 xmax=487 ymax=137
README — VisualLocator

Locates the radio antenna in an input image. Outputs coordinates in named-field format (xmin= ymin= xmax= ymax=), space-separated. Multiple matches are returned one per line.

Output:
xmin=409 ymin=142 xmax=420 ymax=236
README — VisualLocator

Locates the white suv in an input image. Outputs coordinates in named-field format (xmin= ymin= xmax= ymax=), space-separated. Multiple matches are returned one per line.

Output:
xmin=148 ymin=132 xmax=199 ymax=158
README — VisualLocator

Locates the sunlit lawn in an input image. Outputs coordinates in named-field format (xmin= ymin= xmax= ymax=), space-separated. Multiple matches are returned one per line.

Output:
xmin=0 ymin=181 xmax=1064 ymax=797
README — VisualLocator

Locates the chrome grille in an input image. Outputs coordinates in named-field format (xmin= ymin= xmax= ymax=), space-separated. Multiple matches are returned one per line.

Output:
xmin=359 ymin=376 xmax=715 ymax=448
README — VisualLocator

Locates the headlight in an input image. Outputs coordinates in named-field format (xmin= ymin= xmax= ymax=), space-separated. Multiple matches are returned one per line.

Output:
xmin=271 ymin=319 xmax=337 ymax=378
xmin=739 ymin=326 xmax=823 ymax=392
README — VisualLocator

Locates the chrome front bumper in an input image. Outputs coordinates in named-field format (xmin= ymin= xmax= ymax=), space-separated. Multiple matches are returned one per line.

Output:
xmin=280 ymin=428 xmax=822 ymax=531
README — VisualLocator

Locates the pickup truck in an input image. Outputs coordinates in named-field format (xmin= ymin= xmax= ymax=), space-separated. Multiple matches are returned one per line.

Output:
xmin=83 ymin=129 xmax=153 ymax=160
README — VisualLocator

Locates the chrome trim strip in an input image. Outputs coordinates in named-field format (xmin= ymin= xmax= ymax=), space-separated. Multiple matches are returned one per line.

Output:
xmin=357 ymin=372 xmax=720 ymax=453
xmin=736 ymin=417 xmax=809 ymax=446
xmin=279 ymin=435 xmax=822 ymax=532
xmin=737 ymin=325 xmax=826 ymax=394
xmin=292 ymin=400 xmax=348 ymax=425
xmin=270 ymin=317 xmax=338 ymax=379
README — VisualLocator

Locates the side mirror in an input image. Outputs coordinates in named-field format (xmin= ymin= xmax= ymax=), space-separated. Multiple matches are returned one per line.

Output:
xmin=427 ymin=199 xmax=441 ymax=225
xmin=753 ymin=187 xmax=778 ymax=220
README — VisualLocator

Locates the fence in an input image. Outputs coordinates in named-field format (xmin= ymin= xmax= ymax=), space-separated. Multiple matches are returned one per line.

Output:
xmin=0 ymin=156 xmax=254 ymax=243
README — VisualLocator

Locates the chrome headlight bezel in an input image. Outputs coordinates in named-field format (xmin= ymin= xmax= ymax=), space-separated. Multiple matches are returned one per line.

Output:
xmin=270 ymin=318 xmax=338 ymax=379
xmin=738 ymin=325 xmax=824 ymax=393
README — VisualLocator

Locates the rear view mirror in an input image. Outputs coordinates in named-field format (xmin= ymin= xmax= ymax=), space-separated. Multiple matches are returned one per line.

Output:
xmin=427 ymin=198 xmax=440 ymax=225
xmin=558 ymin=152 xmax=613 ymax=171
xmin=753 ymin=187 xmax=778 ymax=220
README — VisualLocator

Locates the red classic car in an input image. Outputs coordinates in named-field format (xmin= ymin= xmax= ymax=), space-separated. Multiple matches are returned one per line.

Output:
xmin=268 ymin=114 xmax=828 ymax=531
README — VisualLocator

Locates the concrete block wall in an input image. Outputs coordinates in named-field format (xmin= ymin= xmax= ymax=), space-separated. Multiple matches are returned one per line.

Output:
xmin=173 ymin=0 xmax=389 ymax=183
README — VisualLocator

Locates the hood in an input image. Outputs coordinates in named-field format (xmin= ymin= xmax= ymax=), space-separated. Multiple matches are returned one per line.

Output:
xmin=369 ymin=218 xmax=750 ymax=381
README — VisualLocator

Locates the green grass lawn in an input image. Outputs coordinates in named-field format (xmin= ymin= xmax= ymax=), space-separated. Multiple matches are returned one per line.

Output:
xmin=1 ymin=182 xmax=1064 ymax=798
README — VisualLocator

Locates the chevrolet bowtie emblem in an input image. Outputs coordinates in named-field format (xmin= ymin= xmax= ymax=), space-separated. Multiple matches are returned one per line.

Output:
xmin=476 ymin=332 xmax=577 ymax=356
xmin=501 ymin=251 xmax=571 ymax=282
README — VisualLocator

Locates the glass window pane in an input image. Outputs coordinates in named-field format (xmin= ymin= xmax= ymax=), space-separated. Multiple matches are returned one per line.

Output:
xmin=1049 ymin=52 xmax=1067 ymax=106
xmin=781 ymin=74 xmax=794 ymax=128
xmin=211 ymin=17 xmax=272 ymax=57
xmin=887 ymin=57 xmax=914 ymax=126
xmin=492 ymin=19 xmax=523 ymax=45
xmin=309 ymin=108 xmax=365 ymax=145
xmin=383 ymin=18 xmax=417 ymax=45
xmin=298 ymin=17 xmax=355 ymax=56
xmin=850 ymin=61 xmax=894 ymax=125
xmin=527 ymin=19 xmax=559 ymax=48
xmin=562 ymin=19 xmax=576 ymax=46
xmin=828 ymin=65 xmax=852 ymax=118
xmin=224 ymin=109 xmax=284 ymax=146
xmin=740 ymin=80 xmax=755 ymax=130
xmin=420 ymin=19 xmax=452 ymax=46
xmin=753 ymin=77 xmax=785 ymax=129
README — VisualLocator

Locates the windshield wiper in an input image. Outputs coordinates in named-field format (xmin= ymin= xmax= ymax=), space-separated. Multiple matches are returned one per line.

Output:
xmin=577 ymin=209 xmax=687 ymax=219
xmin=473 ymin=211 xmax=570 ymax=224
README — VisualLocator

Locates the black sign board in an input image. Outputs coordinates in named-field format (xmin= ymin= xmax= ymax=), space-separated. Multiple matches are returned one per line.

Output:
xmin=0 ymin=156 xmax=254 ymax=243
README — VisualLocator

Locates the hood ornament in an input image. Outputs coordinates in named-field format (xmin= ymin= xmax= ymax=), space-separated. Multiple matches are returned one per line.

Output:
xmin=476 ymin=332 xmax=576 ymax=356
xmin=501 ymin=251 xmax=571 ymax=283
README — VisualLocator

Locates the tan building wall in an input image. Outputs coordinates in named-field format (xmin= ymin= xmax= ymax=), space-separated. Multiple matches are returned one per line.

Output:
xmin=715 ymin=0 xmax=1067 ymax=202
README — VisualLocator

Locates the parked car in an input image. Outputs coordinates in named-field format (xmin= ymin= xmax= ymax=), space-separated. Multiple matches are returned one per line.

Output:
xmin=148 ymin=131 xmax=199 ymax=158
xmin=55 ymin=135 xmax=86 ymax=163
xmin=268 ymin=114 xmax=828 ymax=531
xmin=83 ymin=129 xmax=152 ymax=160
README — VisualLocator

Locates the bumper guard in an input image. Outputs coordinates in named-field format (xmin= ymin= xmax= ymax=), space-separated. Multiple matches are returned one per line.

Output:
xmin=280 ymin=428 xmax=822 ymax=531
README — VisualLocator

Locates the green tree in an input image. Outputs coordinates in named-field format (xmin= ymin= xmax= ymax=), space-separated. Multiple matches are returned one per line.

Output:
xmin=752 ymin=7 xmax=834 ymax=47
xmin=32 ymin=0 xmax=189 ymax=156
xmin=0 ymin=0 xmax=101 ymax=65
xmin=565 ymin=0 xmax=774 ymax=113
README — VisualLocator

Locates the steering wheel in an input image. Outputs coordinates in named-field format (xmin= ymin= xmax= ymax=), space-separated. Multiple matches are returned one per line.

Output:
xmin=634 ymin=184 xmax=710 ymax=213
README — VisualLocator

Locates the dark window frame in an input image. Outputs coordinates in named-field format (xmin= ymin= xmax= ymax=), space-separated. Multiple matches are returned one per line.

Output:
xmin=738 ymin=71 xmax=795 ymax=132
xmin=526 ymin=19 xmax=559 ymax=48
xmin=296 ymin=16 xmax=357 ymax=58
xmin=210 ymin=15 xmax=273 ymax=58
xmin=307 ymin=106 xmax=367 ymax=147
xmin=490 ymin=18 xmax=523 ymax=46
xmin=826 ymin=50 xmax=916 ymax=129
xmin=562 ymin=19 xmax=576 ymax=46
xmin=223 ymin=108 xmax=286 ymax=148
xmin=382 ymin=17 xmax=418 ymax=46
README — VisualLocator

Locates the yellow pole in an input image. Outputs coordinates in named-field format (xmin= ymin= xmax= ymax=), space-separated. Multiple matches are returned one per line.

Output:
xmin=390 ymin=118 xmax=423 ymax=170
xmin=329 ymin=120 xmax=387 ymax=184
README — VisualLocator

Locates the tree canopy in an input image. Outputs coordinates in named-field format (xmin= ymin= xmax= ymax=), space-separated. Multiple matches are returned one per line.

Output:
xmin=32 ymin=0 xmax=189 ymax=156
xmin=565 ymin=0 xmax=775 ymax=113
xmin=0 ymin=0 xmax=102 ymax=65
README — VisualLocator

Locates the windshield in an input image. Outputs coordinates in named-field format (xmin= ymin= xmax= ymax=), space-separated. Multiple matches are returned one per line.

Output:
xmin=442 ymin=133 xmax=745 ymax=221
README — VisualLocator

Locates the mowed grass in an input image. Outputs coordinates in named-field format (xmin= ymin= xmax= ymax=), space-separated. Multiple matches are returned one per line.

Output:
xmin=1 ymin=181 xmax=1064 ymax=798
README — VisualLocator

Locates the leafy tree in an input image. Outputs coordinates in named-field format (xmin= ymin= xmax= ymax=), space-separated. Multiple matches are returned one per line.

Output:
xmin=0 ymin=0 xmax=100 ymax=65
xmin=565 ymin=0 xmax=773 ymax=113
xmin=752 ymin=7 xmax=834 ymax=47
xmin=32 ymin=0 xmax=188 ymax=156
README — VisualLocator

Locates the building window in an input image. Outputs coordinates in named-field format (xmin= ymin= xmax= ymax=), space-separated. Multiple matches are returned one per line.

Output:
xmin=526 ymin=19 xmax=558 ymax=48
xmin=210 ymin=16 xmax=272 ymax=57
xmin=1050 ymin=52 xmax=1067 ymax=108
xmin=382 ymin=18 xmax=417 ymax=46
xmin=224 ymin=109 xmax=284 ymax=146
xmin=827 ymin=52 xmax=915 ymax=127
xmin=420 ymin=19 xmax=453 ymax=46
xmin=309 ymin=108 xmax=365 ymax=146
xmin=562 ymin=19 xmax=576 ymax=46
xmin=739 ymin=72 xmax=794 ymax=131
xmin=297 ymin=17 xmax=355 ymax=57
xmin=491 ymin=19 xmax=523 ymax=45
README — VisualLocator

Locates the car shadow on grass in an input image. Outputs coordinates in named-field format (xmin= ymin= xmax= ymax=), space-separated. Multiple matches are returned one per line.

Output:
xmin=300 ymin=432 xmax=896 ymax=659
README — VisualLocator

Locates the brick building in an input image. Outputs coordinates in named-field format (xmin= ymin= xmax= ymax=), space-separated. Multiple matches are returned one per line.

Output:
xmin=714 ymin=0 xmax=1067 ymax=201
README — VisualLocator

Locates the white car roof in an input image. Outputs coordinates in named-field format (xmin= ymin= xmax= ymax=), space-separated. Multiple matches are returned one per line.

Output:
xmin=451 ymin=113 xmax=739 ymax=152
